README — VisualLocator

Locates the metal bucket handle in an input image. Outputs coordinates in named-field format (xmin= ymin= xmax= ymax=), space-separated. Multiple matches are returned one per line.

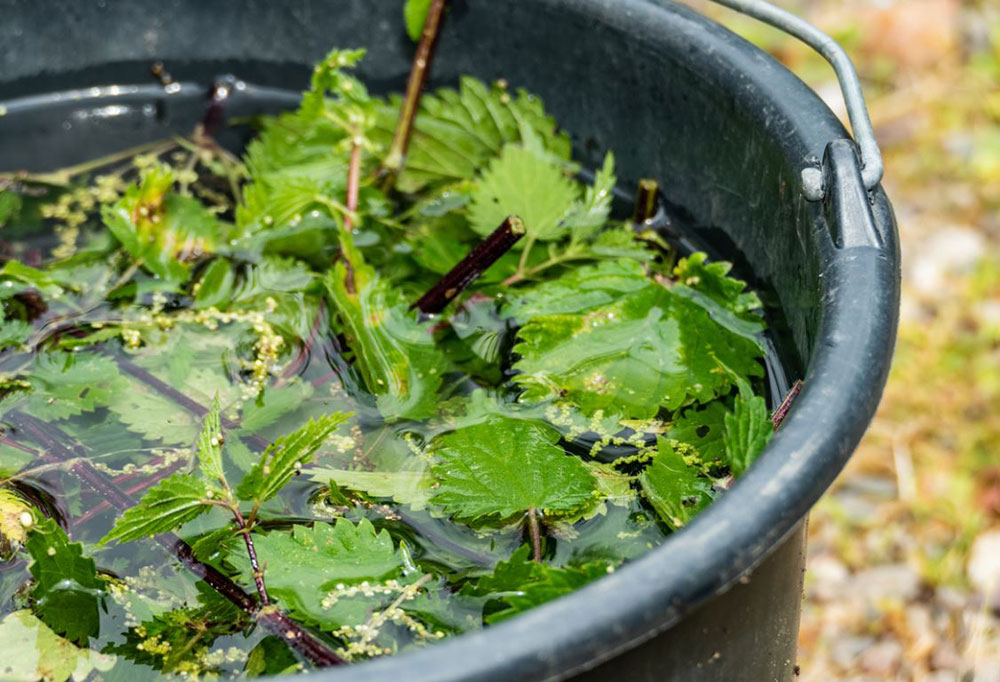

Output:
xmin=704 ymin=0 xmax=884 ymax=201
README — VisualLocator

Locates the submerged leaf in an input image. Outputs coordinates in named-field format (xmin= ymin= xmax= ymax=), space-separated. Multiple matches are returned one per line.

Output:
xmin=468 ymin=545 xmax=611 ymax=624
xmin=326 ymin=262 xmax=445 ymax=422
xmin=197 ymin=397 xmax=226 ymax=486
xmin=308 ymin=467 xmax=434 ymax=510
xmin=26 ymin=352 xmax=125 ymax=420
xmin=0 ymin=610 xmax=114 ymax=682
xmin=638 ymin=439 xmax=714 ymax=529
xmin=430 ymin=416 xmax=597 ymax=522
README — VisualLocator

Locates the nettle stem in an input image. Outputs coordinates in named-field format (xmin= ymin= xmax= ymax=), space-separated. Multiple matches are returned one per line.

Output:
xmin=231 ymin=504 xmax=270 ymax=605
xmin=771 ymin=379 xmax=803 ymax=430
xmin=411 ymin=216 xmax=524 ymax=314
xmin=380 ymin=0 xmax=451 ymax=188
xmin=633 ymin=178 xmax=660 ymax=224
xmin=198 ymin=76 xmax=236 ymax=144
xmin=4 ymin=411 xmax=343 ymax=667
xmin=526 ymin=507 xmax=542 ymax=563
xmin=339 ymin=141 xmax=363 ymax=293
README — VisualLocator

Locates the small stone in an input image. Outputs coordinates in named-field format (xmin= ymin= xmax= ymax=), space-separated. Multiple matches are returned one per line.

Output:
xmin=858 ymin=640 xmax=903 ymax=677
xmin=852 ymin=563 xmax=921 ymax=602
xmin=831 ymin=636 xmax=874 ymax=670
xmin=967 ymin=531 xmax=1000 ymax=605
xmin=807 ymin=554 xmax=849 ymax=602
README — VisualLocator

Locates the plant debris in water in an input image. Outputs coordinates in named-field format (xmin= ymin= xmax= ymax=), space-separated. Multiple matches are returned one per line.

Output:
xmin=0 ymin=3 xmax=776 ymax=678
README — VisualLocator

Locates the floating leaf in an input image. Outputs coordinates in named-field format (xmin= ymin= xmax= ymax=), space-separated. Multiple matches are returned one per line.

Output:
xmin=638 ymin=439 xmax=714 ymax=529
xmin=0 ymin=487 xmax=34 ymax=561
xmin=430 ymin=416 xmax=597 ymax=522
xmin=512 ymin=282 xmax=764 ymax=419
xmin=308 ymin=467 xmax=434 ymax=510
xmin=667 ymin=402 xmax=729 ymax=463
xmin=25 ymin=519 xmax=105 ymax=645
xmin=468 ymin=546 xmax=611 ymax=624
xmin=103 ymin=166 xmax=224 ymax=281
xmin=231 ymin=519 xmax=404 ymax=627
xmin=503 ymin=258 xmax=650 ymax=321
xmin=722 ymin=377 xmax=772 ymax=476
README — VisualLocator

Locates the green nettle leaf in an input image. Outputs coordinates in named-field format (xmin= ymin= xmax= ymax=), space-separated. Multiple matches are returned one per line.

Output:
xmin=230 ymin=519 xmax=404 ymax=627
xmin=469 ymin=546 xmax=611 ymax=624
xmin=197 ymin=397 xmax=225 ymax=485
xmin=638 ymin=439 xmax=714 ymax=529
xmin=512 ymin=281 xmax=764 ymax=419
xmin=308 ymin=467 xmax=434 ymax=510
xmin=503 ymin=258 xmax=650 ymax=321
xmin=674 ymin=252 xmax=763 ymax=314
xmin=373 ymin=77 xmax=571 ymax=192
xmin=25 ymin=519 xmax=106 ymax=645
xmin=0 ymin=260 xmax=65 ymax=299
xmin=107 ymin=383 xmax=201 ymax=446
xmin=26 ymin=352 xmax=126 ymax=420
xmin=722 ymin=377 xmax=773 ymax=476
xmin=193 ymin=258 xmax=236 ymax=309
xmin=403 ymin=0 xmax=433 ymax=41
xmin=100 ymin=474 xmax=211 ymax=545
xmin=0 ymin=318 xmax=32 ymax=349
xmin=563 ymin=152 xmax=616 ymax=242
xmin=105 ymin=587 xmax=246 ymax=674
xmin=326 ymin=262 xmax=446 ymax=422
xmin=240 ymin=381 xmax=315 ymax=433
xmin=244 ymin=636 xmax=300 ymax=678
xmin=0 ymin=610 xmax=115 ymax=682
xmin=667 ymin=402 xmax=730 ymax=463
xmin=468 ymin=144 xmax=578 ymax=242
xmin=235 ymin=413 xmax=349 ymax=503
xmin=103 ymin=165 xmax=224 ymax=281
xmin=0 ymin=190 xmax=22 ymax=228
xmin=430 ymin=416 xmax=597 ymax=521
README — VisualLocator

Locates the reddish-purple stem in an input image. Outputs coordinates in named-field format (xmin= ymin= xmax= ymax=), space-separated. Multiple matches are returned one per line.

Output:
xmin=411 ymin=216 xmax=525 ymax=314
xmin=5 ymin=412 xmax=342 ymax=667
xmin=771 ymin=379 xmax=803 ymax=430
xmin=231 ymin=505 xmax=270 ymax=605
xmin=526 ymin=507 xmax=542 ymax=563
xmin=380 ymin=0 xmax=451 ymax=187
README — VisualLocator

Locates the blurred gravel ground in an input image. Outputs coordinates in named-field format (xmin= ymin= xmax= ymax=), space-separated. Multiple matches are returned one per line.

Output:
xmin=689 ymin=0 xmax=1000 ymax=678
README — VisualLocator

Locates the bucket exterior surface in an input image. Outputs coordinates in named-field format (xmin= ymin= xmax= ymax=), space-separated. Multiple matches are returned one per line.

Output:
xmin=0 ymin=1 xmax=900 ymax=680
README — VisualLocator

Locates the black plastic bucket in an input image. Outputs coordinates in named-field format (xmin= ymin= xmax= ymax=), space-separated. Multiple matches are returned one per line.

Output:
xmin=0 ymin=1 xmax=900 ymax=680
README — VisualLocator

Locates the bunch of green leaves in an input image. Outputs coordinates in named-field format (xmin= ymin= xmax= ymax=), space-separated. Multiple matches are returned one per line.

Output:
xmin=0 ymin=19 xmax=781 ymax=673
xmin=100 ymin=401 xmax=350 ymax=546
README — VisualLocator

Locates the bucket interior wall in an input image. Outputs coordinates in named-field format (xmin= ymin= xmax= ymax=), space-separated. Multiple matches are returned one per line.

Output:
xmin=1 ymin=0 xmax=871 ymax=372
